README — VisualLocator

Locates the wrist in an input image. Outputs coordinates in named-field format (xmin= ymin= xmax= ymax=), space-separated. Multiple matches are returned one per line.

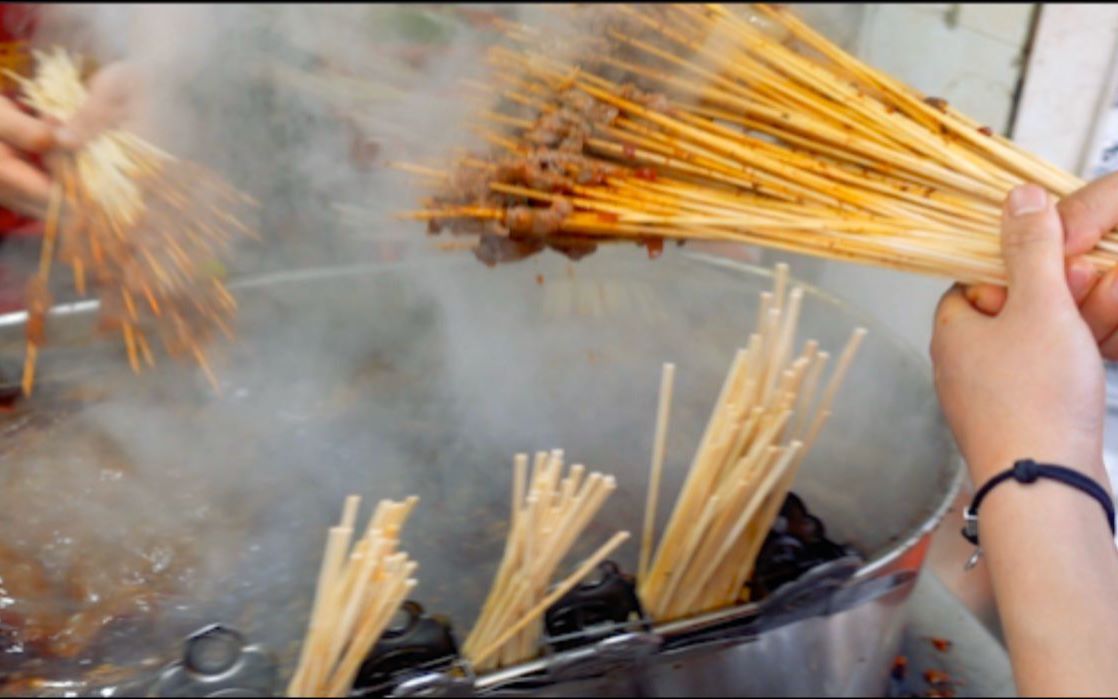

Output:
xmin=980 ymin=473 xmax=1118 ymax=560
xmin=968 ymin=450 xmax=1109 ymax=494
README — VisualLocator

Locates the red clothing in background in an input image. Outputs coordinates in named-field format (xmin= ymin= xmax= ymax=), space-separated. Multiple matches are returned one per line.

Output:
xmin=0 ymin=4 xmax=43 ymax=313
xmin=0 ymin=3 xmax=41 ymax=238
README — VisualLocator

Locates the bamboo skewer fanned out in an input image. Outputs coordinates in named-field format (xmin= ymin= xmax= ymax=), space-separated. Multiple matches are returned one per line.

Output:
xmin=639 ymin=264 xmax=865 ymax=622
xmin=288 ymin=494 xmax=420 ymax=698
xmin=12 ymin=48 xmax=257 ymax=396
xmin=398 ymin=3 xmax=1103 ymax=283
xmin=463 ymin=450 xmax=630 ymax=673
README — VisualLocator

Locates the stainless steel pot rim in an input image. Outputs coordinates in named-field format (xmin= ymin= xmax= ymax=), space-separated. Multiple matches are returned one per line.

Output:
xmin=1107 ymin=361 xmax=1118 ymax=410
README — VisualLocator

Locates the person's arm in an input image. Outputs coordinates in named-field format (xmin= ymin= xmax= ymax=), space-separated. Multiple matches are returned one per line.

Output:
xmin=932 ymin=183 xmax=1118 ymax=696
xmin=982 ymin=474 xmax=1118 ymax=696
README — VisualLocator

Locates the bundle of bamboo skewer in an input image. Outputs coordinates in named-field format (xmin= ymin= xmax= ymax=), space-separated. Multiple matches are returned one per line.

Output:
xmin=281 ymin=269 xmax=863 ymax=685
xmin=639 ymin=263 xmax=865 ymax=622
xmin=10 ymin=48 xmax=256 ymax=395
xmin=462 ymin=449 xmax=631 ymax=673
xmin=287 ymin=494 xmax=420 ymax=698
xmin=398 ymin=3 xmax=1104 ymax=284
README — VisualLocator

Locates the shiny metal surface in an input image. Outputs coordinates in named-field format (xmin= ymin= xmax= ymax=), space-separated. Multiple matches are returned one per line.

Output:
xmin=895 ymin=572 xmax=1015 ymax=697
xmin=462 ymin=532 xmax=942 ymax=697
xmin=0 ymin=249 xmax=959 ymax=695
xmin=153 ymin=626 xmax=277 ymax=697
xmin=639 ymin=581 xmax=913 ymax=697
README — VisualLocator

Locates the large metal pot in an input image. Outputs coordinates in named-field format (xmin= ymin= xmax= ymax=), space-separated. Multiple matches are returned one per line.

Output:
xmin=0 ymin=248 xmax=959 ymax=696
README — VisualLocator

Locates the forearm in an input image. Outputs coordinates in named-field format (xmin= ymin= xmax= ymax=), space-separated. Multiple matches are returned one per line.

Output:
xmin=980 ymin=472 xmax=1118 ymax=696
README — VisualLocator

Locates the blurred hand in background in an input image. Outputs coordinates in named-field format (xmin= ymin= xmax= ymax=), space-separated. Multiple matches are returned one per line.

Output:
xmin=0 ymin=60 xmax=137 ymax=219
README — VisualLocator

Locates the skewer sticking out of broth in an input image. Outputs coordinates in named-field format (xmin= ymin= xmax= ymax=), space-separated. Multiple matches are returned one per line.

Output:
xmin=287 ymin=495 xmax=420 ymax=698
xmin=639 ymin=263 xmax=865 ymax=621
xmin=463 ymin=450 xmax=630 ymax=672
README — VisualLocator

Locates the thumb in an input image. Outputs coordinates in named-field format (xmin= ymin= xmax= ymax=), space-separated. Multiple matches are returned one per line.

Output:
xmin=56 ymin=63 xmax=139 ymax=151
xmin=1001 ymin=183 xmax=1069 ymax=309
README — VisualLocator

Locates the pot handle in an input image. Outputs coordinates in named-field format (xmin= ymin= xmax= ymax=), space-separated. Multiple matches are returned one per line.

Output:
xmin=827 ymin=569 xmax=919 ymax=616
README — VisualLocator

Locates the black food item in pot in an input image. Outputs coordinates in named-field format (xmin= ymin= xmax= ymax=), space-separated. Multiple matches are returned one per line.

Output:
xmin=544 ymin=560 xmax=644 ymax=652
xmin=747 ymin=492 xmax=858 ymax=600
xmin=352 ymin=601 xmax=458 ymax=696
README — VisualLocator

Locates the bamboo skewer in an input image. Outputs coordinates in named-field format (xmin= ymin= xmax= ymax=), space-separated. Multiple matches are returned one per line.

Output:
xmin=639 ymin=362 xmax=675 ymax=581
xmin=638 ymin=267 xmax=865 ymax=621
xmin=469 ymin=530 xmax=631 ymax=670
xmin=287 ymin=495 xmax=421 ymax=698
xmin=400 ymin=3 xmax=1115 ymax=285
xmin=11 ymin=48 xmax=256 ymax=395
xmin=463 ymin=450 xmax=629 ymax=673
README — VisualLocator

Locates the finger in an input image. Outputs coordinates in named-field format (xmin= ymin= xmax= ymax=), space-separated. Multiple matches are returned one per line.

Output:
xmin=1078 ymin=265 xmax=1118 ymax=342
xmin=960 ymin=259 xmax=1094 ymax=315
xmin=0 ymin=95 xmax=54 ymax=154
xmin=59 ymin=63 xmax=140 ymax=150
xmin=1058 ymin=171 xmax=1118 ymax=256
xmin=935 ymin=283 xmax=980 ymax=328
xmin=0 ymin=168 xmax=51 ymax=218
xmin=1067 ymin=256 xmax=1101 ymax=305
xmin=1100 ymin=325 xmax=1118 ymax=361
xmin=1001 ymin=183 xmax=1069 ymax=309
xmin=964 ymin=283 xmax=1007 ymax=316
xmin=0 ymin=143 xmax=51 ymax=217
xmin=931 ymin=284 xmax=980 ymax=361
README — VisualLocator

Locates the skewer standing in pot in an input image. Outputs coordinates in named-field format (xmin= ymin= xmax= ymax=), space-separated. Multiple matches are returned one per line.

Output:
xmin=463 ymin=449 xmax=630 ymax=672
xmin=639 ymin=263 xmax=866 ymax=621
xmin=288 ymin=494 xmax=421 ymax=698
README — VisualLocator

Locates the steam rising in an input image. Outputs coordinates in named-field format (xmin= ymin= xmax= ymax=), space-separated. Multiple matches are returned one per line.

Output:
xmin=0 ymin=4 xmax=955 ymax=689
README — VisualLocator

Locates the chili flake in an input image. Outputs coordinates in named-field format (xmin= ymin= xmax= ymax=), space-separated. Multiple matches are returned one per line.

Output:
xmin=930 ymin=637 xmax=953 ymax=653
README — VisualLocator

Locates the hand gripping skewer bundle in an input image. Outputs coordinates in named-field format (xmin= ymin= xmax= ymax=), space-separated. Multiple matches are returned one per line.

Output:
xmin=9 ymin=48 xmax=256 ymax=395
xmin=400 ymin=3 xmax=1099 ymax=283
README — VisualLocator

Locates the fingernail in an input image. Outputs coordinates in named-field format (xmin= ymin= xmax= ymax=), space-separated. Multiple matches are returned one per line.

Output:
xmin=1007 ymin=184 xmax=1048 ymax=217
xmin=1067 ymin=259 xmax=1098 ymax=299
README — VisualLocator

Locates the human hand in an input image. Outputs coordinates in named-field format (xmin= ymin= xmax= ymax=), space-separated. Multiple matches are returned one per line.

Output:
xmin=931 ymin=184 xmax=1108 ymax=487
xmin=0 ymin=94 xmax=56 ymax=218
xmin=966 ymin=172 xmax=1118 ymax=360
xmin=0 ymin=61 xmax=138 ymax=219
xmin=56 ymin=62 xmax=141 ymax=150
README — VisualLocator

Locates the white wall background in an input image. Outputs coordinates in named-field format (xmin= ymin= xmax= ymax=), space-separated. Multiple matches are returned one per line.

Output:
xmin=1012 ymin=4 xmax=1118 ymax=178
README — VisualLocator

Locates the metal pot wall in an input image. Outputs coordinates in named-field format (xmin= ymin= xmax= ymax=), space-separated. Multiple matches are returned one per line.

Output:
xmin=0 ymin=248 xmax=959 ymax=696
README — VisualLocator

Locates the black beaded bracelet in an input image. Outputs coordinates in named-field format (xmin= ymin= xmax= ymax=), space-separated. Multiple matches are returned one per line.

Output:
xmin=961 ymin=459 xmax=1116 ymax=570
